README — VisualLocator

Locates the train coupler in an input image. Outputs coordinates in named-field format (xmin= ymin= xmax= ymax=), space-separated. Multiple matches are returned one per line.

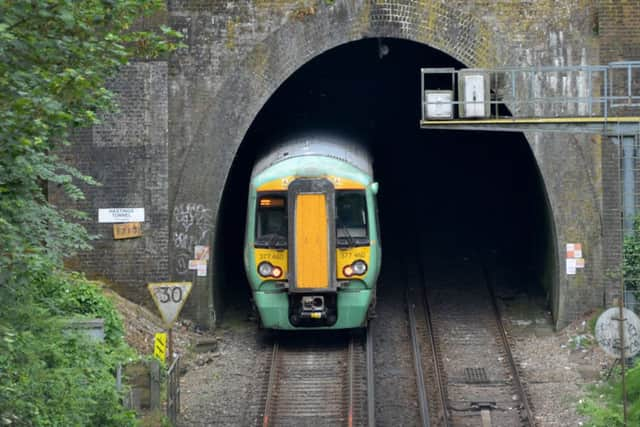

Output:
xmin=289 ymin=294 xmax=337 ymax=326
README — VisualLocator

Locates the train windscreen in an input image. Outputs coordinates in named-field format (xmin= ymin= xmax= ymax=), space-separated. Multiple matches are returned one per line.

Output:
xmin=255 ymin=194 xmax=287 ymax=248
xmin=336 ymin=191 xmax=369 ymax=247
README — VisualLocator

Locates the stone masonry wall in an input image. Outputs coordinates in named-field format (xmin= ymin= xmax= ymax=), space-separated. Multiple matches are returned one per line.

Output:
xmin=62 ymin=1 xmax=640 ymax=328
xmin=167 ymin=0 xmax=602 ymax=327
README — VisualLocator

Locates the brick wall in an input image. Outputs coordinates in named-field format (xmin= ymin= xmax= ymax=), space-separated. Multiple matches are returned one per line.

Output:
xmin=54 ymin=63 xmax=170 ymax=306
xmin=62 ymin=0 xmax=639 ymax=328
xmin=598 ymin=0 xmax=640 ymax=306
xmin=166 ymin=0 xmax=602 ymax=327
xmin=598 ymin=0 xmax=640 ymax=62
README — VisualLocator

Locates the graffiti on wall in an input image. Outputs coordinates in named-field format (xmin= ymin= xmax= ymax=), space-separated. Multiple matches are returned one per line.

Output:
xmin=173 ymin=203 xmax=212 ymax=275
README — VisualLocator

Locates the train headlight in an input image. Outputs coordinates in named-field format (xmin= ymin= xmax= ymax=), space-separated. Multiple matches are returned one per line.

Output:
xmin=343 ymin=260 xmax=368 ymax=277
xmin=258 ymin=261 xmax=274 ymax=277
xmin=258 ymin=262 xmax=283 ymax=278
xmin=352 ymin=260 xmax=368 ymax=275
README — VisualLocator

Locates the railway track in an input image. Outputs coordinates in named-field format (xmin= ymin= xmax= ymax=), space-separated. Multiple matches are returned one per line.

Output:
xmin=252 ymin=257 xmax=532 ymax=426
xmin=259 ymin=329 xmax=374 ymax=427
xmin=406 ymin=257 xmax=535 ymax=427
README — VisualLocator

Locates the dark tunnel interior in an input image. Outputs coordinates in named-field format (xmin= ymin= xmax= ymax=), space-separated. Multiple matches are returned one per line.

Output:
xmin=215 ymin=38 xmax=557 ymax=322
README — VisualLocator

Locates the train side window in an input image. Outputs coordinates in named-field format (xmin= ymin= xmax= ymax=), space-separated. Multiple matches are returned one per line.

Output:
xmin=255 ymin=195 xmax=288 ymax=248
xmin=336 ymin=191 xmax=369 ymax=247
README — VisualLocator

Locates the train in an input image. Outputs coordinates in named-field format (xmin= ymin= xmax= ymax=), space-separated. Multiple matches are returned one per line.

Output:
xmin=243 ymin=136 xmax=381 ymax=330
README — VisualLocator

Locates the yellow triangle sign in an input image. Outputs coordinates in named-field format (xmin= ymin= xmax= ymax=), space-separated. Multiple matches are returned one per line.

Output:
xmin=147 ymin=282 xmax=193 ymax=327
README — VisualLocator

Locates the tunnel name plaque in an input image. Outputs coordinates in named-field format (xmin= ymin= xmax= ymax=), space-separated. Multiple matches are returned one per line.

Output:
xmin=98 ymin=207 xmax=145 ymax=223
xmin=595 ymin=307 xmax=640 ymax=358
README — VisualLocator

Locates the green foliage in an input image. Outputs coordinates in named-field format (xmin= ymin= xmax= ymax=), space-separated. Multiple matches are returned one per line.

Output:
xmin=588 ymin=309 xmax=603 ymax=336
xmin=568 ymin=334 xmax=594 ymax=350
xmin=623 ymin=216 xmax=640 ymax=291
xmin=32 ymin=271 xmax=129 ymax=347
xmin=579 ymin=361 xmax=640 ymax=426
xmin=0 ymin=260 xmax=137 ymax=426
xmin=0 ymin=0 xmax=183 ymax=283
xmin=0 ymin=1 xmax=183 ymax=425
xmin=581 ymin=216 xmax=640 ymax=425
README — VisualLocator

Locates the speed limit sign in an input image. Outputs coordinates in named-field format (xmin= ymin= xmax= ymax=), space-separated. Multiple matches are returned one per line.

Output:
xmin=148 ymin=282 xmax=193 ymax=327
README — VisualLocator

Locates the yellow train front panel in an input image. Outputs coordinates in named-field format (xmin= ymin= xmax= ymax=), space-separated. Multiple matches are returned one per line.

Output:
xmin=294 ymin=193 xmax=329 ymax=288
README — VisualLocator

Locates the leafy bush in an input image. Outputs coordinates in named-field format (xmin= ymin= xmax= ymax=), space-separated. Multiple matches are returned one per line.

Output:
xmin=0 ymin=260 xmax=137 ymax=426
xmin=623 ymin=217 xmax=640 ymax=291
xmin=580 ymin=216 xmax=640 ymax=425
xmin=0 ymin=2 xmax=182 ymax=425
xmin=0 ymin=0 xmax=183 ymax=285
xmin=33 ymin=272 xmax=127 ymax=346
xmin=579 ymin=361 xmax=640 ymax=426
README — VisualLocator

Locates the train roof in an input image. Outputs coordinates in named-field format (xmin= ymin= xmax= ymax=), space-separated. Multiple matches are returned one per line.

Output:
xmin=251 ymin=136 xmax=373 ymax=178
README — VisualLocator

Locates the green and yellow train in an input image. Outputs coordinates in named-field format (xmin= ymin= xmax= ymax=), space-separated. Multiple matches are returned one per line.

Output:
xmin=243 ymin=136 xmax=381 ymax=330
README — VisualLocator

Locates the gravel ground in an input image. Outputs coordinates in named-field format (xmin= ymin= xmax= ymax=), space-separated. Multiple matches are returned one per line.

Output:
xmin=105 ymin=287 xmax=200 ymax=356
xmin=109 ymin=285 xmax=613 ymax=426
xmin=173 ymin=302 xmax=611 ymax=427
xmin=177 ymin=313 xmax=268 ymax=427
xmin=107 ymin=289 xmax=267 ymax=426
xmin=373 ymin=275 xmax=422 ymax=426
xmin=499 ymin=292 xmax=610 ymax=427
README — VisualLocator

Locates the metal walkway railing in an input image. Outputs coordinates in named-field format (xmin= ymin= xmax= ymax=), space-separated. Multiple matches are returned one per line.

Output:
xmin=420 ymin=61 xmax=640 ymax=134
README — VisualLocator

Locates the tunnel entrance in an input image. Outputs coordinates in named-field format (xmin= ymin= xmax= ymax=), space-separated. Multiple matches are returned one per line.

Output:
xmin=215 ymin=38 xmax=557 ymax=323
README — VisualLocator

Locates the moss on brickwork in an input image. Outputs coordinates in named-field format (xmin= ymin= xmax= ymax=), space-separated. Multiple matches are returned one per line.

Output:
xmin=61 ymin=0 xmax=640 ymax=328
xmin=225 ymin=17 xmax=238 ymax=49
xmin=248 ymin=42 xmax=270 ymax=75
xmin=291 ymin=4 xmax=317 ymax=20
xmin=352 ymin=1 xmax=371 ymax=38
xmin=168 ymin=0 xmax=608 ymax=327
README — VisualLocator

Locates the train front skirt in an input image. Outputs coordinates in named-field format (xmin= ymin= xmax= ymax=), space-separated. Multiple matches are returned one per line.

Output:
xmin=254 ymin=288 xmax=373 ymax=329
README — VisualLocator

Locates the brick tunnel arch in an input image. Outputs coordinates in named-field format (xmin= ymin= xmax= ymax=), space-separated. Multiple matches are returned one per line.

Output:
xmin=170 ymin=3 xmax=561 ymax=327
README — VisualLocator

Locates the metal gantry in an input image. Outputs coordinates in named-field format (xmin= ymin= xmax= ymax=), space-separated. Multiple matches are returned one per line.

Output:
xmin=419 ymin=61 xmax=640 ymax=135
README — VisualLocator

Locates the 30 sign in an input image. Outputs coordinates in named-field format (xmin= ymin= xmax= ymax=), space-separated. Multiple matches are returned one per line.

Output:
xmin=147 ymin=282 xmax=193 ymax=327
xmin=157 ymin=286 xmax=184 ymax=304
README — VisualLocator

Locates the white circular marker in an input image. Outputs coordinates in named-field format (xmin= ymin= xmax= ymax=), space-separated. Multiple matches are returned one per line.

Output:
xmin=595 ymin=307 xmax=640 ymax=358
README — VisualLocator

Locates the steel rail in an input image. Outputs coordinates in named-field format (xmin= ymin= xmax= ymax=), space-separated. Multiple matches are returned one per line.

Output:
xmin=261 ymin=341 xmax=279 ymax=427
xmin=420 ymin=283 xmax=451 ymax=426
xmin=406 ymin=289 xmax=431 ymax=427
xmin=261 ymin=334 xmax=369 ymax=427
xmin=414 ymin=233 xmax=450 ymax=427
xmin=483 ymin=266 xmax=535 ymax=427
xmin=366 ymin=322 xmax=376 ymax=427
xmin=347 ymin=336 xmax=354 ymax=427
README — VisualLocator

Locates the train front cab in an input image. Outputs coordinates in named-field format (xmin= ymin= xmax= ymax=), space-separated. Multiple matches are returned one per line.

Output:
xmin=247 ymin=175 xmax=379 ymax=330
